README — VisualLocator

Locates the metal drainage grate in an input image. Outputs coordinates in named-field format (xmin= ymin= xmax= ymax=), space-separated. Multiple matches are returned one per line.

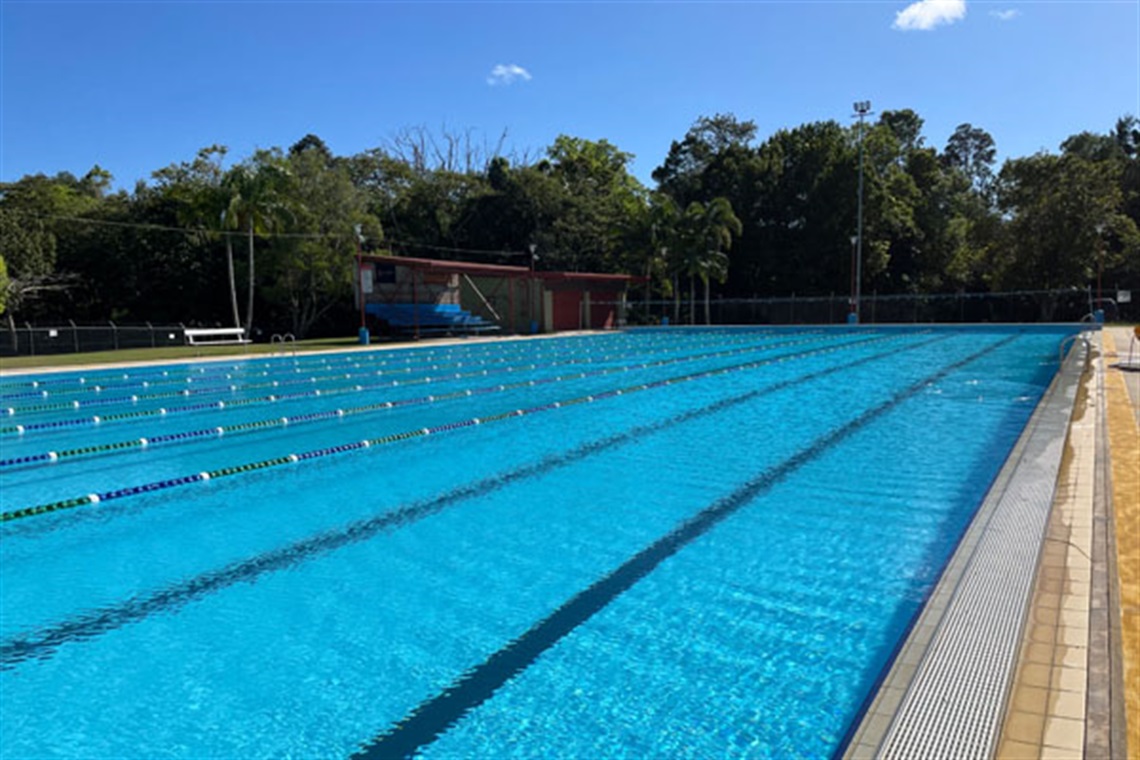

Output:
xmin=873 ymin=336 xmax=1086 ymax=760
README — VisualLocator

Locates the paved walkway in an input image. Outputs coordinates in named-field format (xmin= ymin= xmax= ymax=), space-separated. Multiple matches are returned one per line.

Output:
xmin=1103 ymin=328 xmax=1139 ymax=759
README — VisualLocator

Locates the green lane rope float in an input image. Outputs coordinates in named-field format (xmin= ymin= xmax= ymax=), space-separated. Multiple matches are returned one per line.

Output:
xmin=0 ymin=332 xmax=911 ymax=523
xmin=0 ymin=331 xmax=832 ymax=438
xmin=0 ymin=332 xmax=858 ymax=467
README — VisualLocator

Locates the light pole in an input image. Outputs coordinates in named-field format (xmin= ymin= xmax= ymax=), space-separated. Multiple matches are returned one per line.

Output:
xmin=852 ymin=100 xmax=872 ymax=324
xmin=1094 ymin=222 xmax=1106 ymax=323
xmin=849 ymin=235 xmax=858 ymax=320
xmin=354 ymin=224 xmax=368 ymax=343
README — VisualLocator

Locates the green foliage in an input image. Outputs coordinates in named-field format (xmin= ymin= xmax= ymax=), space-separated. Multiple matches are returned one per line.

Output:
xmin=0 ymin=255 xmax=9 ymax=315
xmin=995 ymin=151 xmax=1135 ymax=292
xmin=4 ymin=113 xmax=1138 ymax=333
xmin=261 ymin=146 xmax=382 ymax=337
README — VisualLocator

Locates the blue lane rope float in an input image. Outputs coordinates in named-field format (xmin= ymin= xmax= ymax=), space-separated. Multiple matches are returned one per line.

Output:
xmin=0 ymin=327 xmax=792 ymax=408
xmin=0 ymin=332 xmax=963 ymax=673
xmin=0 ymin=329 xmax=790 ymax=417
xmin=0 ymin=331 xmax=912 ymax=523
xmin=0 ymin=327 xmax=727 ymax=396
xmin=0 ymin=333 xmax=856 ymax=465
xmin=0 ymin=332 xmax=832 ymax=436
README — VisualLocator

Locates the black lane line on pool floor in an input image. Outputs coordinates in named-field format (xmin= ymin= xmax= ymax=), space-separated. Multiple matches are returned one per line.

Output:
xmin=350 ymin=334 xmax=1018 ymax=760
xmin=0 ymin=334 xmax=954 ymax=671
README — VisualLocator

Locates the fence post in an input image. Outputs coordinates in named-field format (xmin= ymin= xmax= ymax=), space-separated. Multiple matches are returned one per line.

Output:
xmin=871 ymin=290 xmax=878 ymax=324
xmin=147 ymin=321 xmax=155 ymax=348
xmin=828 ymin=292 xmax=834 ymax=324
xmin=26 ymin=322 xmax=35 ymax=356
xmin=109 ymin=320 xmax=119 ymax=351
xmin=790 ymin=292 xmax=796 ymax=324
xmin=69 ymin=319 xmax=79 ymax=353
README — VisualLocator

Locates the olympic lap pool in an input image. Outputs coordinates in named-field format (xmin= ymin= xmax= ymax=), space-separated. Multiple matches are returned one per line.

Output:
xmin=0 ymin=326 xmax=1078 ymax=758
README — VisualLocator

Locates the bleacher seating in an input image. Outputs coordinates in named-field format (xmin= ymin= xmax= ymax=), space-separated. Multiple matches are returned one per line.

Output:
xmin=365 ymin=303 xmax=500 ymax=337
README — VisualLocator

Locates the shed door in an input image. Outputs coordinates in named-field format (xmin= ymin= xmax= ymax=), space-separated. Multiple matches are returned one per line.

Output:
xmin=552 ymin=291 xmax=581 ymax=331
xmin=589 ymin=292 xmax=617 ymax=329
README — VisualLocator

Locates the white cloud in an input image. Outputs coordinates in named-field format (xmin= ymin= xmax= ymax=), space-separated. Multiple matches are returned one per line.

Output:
xmin=989 ymin=9 xmax=1021 ymax=21
xmin=892 ymin=0 xmax=967 ymax=31
xmin=487 ymin=64 xmax=532 ymax=86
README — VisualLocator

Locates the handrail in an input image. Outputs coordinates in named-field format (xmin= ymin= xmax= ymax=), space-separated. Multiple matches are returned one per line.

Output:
xmin=270 ymin=333 xmax=297 ymax=356
xmin=1059 ymin=333 xmax=1091 ymax=374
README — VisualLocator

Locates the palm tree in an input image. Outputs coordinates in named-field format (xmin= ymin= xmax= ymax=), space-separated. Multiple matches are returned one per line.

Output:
xmin=152 ymin=147 xmax=239 ymax=327
xmin=698 ymin=248 xmax=730 ymax=325
xmin=678 ymin=197 xmax=742 ymax=325
xmin=222 ymin=155 xmax=292 ymax=335
xmin=695 ymin=197 xmax=741 ymax=325
xmin=646 ymin=193 xmax=680 ymax=321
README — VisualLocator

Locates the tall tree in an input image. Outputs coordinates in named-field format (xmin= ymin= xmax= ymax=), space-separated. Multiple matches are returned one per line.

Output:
xmin=943 ymin=124 xmax=997 ymax=198
xmin=262 ymin=144 xmax=382 ymax=337
xmin=674 ymin=197 xmax=742 ymax=324
xmin=545 ymin=135 xmax=646 ymax=272
xmin=152 ymin=146 xmax=236 ymax=325
xmin=994 ymin=151 xmax=1138 ymax=317
xmin=223 ymin=152 xmax=292 ymax=334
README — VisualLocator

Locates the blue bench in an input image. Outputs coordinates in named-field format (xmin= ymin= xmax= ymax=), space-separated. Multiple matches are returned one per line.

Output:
xmin=365 ymin=304 xmax=500 ymax=337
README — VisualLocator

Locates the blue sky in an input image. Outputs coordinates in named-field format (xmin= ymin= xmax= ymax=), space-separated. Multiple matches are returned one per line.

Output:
xmin=2 ymin=1 xmax=1137 ymax=188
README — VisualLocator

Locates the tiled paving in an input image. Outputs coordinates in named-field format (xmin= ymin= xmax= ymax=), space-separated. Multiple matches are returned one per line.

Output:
xmin=994 ymin=356 xmax=1096 ymax=760
xmin=1103 ymin=329 xmax=1139 ymax=758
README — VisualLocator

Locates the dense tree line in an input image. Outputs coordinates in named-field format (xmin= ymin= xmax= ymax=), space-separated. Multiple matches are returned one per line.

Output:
xmin=2 ymin=111 xmax=1137 ymax=337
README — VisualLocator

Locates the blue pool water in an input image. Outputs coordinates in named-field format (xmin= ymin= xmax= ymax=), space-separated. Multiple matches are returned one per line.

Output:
xmin=0 ymin=326 xmax=1077 ymax=758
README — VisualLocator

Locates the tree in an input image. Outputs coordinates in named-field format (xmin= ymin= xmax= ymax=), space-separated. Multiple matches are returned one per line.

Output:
xmin=652 ymin=113 xmax=758 ymax=207
xmin=223 ymin=152 xmax=293 ymax=334
xmin=994 ymin=151 xmax=1139 ymax=317
xmin=880 ymin=109 xmax=925 ymax=154
xmin=261 ymin=146 xmax=382 ymax=337
xmin=673 ymin=197 xmax=742 ymax=324
xmin=545 ymin=135 xmax=646 ymax=272
xmin=0 ymin=169 xmax=109 ymax=320
xmin=152 ymin=146 xmax=237 ymax=325
xmin=943 ymin=124 xmax=997 ymax=198
xmin=0 ymin=256 xmax=8 ymax=315
xmin=748 ymin=120 xmax=860 ymax=296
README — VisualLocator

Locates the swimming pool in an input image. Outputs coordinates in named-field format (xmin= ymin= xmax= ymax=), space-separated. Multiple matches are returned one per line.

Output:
xmin=0 ymin=326 xmax=1079 ymax=758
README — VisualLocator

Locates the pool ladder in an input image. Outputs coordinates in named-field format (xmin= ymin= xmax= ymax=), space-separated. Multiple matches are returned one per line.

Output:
xmin=1058 ymin=333 xmax=1092 ymax=374
xmin=271 ymin=333 xmax=296 ymax=357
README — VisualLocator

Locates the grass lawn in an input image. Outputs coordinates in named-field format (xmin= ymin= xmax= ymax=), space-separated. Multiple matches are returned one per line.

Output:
xmin=0 ymin=336 xmax=377 ymax=372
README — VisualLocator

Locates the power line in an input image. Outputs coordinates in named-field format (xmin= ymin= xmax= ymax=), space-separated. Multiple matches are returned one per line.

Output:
xmin=1 ymin=209 xmax=533 ymax=258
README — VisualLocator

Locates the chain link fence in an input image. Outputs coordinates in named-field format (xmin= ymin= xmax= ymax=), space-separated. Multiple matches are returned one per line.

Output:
xmin=0 ymin=322 xmax=189 ymax=357
xmin=623 ymin=288 xmax=1132 ymax=327
xmin=2 ymin=288 xmax=1132 ymax=357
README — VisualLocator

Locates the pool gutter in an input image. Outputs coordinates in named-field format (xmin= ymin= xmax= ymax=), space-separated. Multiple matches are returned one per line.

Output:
xmin=842 ymin=330 xmax=1090 ymax=759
